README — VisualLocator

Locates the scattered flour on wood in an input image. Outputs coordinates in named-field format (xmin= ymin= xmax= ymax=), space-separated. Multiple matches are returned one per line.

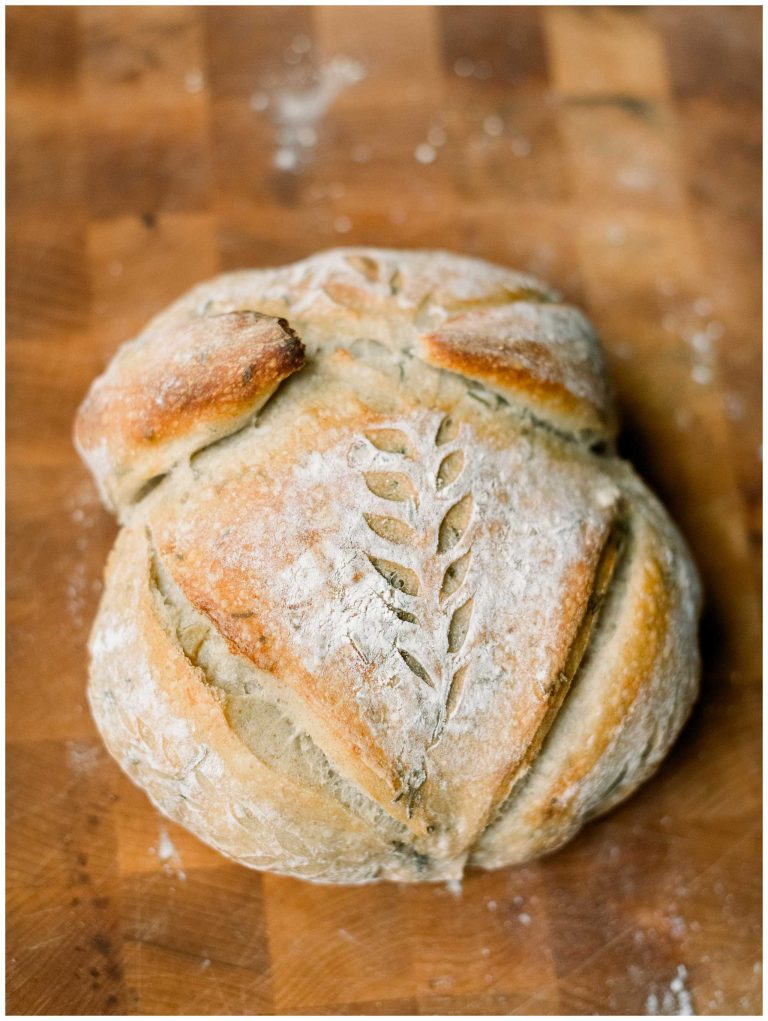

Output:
xmin=151 ymin=826 xmax=187 ymax=882
xmin=251 ymin=47 xmax=366 ymax=172
xmin=618 ymin=165 xmax=654 ymax=190
xmin=66 ymin=741 xmax=101 ymax=774
xmin=415 ymin=143 xmax=436 ymax=165
xmin=66 ymin=562 xmax=88 ymax=629
xmin=184 ymin=69 xmax=205 ymax=94
xmin=333 ymin=215 xmax=353 ymax=235
xmin=445 ymin=877 xmax=463 ymax=897
xmin=659 ymin=296 xmax=724 ymax=389
xmin=66 ymin=481 xmax=103 ymax=628
xmin=646 ymin=964 xmax=694 ymax=1016
xmin=453 ymin=57 xmax=492 ymax=80
xmin=430 ymin=974 xmax=455 ymax=990
xmin=337 ymin=928 xmax=364 ymax=947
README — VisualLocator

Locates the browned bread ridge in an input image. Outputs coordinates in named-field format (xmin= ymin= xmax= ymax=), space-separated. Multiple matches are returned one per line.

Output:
xmin=75 ymin=311 xmax=305 ymax=515
xmin=75 ymin=248 xmax=701 ymax=883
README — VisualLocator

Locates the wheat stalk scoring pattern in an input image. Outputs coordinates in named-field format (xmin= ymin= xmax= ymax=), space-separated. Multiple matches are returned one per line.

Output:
xmin=356 ymin=413 xmax=475 ymax=754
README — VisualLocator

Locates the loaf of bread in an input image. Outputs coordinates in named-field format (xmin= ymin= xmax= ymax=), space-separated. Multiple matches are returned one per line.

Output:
xmin=74 ymin=248 xmax=701 ymax=884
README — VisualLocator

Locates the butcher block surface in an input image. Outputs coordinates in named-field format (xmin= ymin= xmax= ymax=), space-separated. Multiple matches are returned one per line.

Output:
xmin=7 ymin=6 xmax=761 ymax=1015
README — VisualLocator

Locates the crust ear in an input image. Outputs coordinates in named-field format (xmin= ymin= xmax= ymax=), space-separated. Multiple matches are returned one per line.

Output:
xmin=419 ymin=303 xmax=617 ymax=444
xmin=74 ymin=311 xmax=305 ymax=517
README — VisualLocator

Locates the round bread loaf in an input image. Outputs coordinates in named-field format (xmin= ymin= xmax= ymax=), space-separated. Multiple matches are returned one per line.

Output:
xmin=74 ymin=248 xmax=701 ymax=884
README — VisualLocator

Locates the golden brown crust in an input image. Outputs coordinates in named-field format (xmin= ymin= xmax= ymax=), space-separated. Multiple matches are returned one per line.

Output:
xmin=146 ymin=391 xmax=620 ymax=854
xmin=76 ymin=248 xmax=701 ymax=883
xmin=470 ymin=473 xmax=701 ymax=869
xmin=419 ymin=303 xmax=616 ymax=440
xmin=87 ymin=526 xmax=421 ymax=883
xmin=74 ymin=311 xmax=305 ymax=514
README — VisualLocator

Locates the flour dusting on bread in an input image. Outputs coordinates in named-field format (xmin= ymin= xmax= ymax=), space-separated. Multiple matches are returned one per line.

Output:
xmin=76 ymin=248 xmax=701 ymax=883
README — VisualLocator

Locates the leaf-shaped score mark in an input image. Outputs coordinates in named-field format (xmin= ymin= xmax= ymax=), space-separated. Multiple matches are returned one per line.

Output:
xmin=364 ymin=513 xmax=415 ymax=546
xmin=367 ymin=555 xmax=420 ymax=595
xmin=435 ymin=415 xmax=460 ymax=445
xmin=437 ymin=492 xmax=473 ymax=553
xmin=345 ymin=253 xmax=381 ymax=282
xmin=399 ymin=649 xmax=434 ymax=688
xmin=356 ymin=413 xmax=477 ymax=757
xmin=364 ymin=471 xmax=418 ymax=504
xmin=440 ymin=550 xmax=471 ymax=600
xmin=436 ymin=450 xmax=465 ymax=489
xmin=429 ymin=661 xmax=471 ymax=747
xmin=444 ymin=664 xmax=468 ymax=723
xmin=447 ymin=596 xmax=474 ymax=654
xmin=365 ymin=428 xmax=416 ymax=457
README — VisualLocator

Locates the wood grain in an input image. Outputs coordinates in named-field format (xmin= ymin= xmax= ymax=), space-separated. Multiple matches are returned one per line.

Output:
xmin=7 ymin=6 xmax=761 ymax=1015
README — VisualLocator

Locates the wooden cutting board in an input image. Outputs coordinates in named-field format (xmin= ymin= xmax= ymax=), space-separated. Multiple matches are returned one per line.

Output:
xmin=7 ymin=6 xmax=761 ymax=1015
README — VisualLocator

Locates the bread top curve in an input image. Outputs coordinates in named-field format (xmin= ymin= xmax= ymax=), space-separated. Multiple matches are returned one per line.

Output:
xmin=74 ymin=248 xmax=617 ymax=518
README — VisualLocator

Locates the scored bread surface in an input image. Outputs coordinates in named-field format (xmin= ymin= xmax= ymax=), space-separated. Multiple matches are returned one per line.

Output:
xmin=76 ymin=248 xmax=701 ymax=883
